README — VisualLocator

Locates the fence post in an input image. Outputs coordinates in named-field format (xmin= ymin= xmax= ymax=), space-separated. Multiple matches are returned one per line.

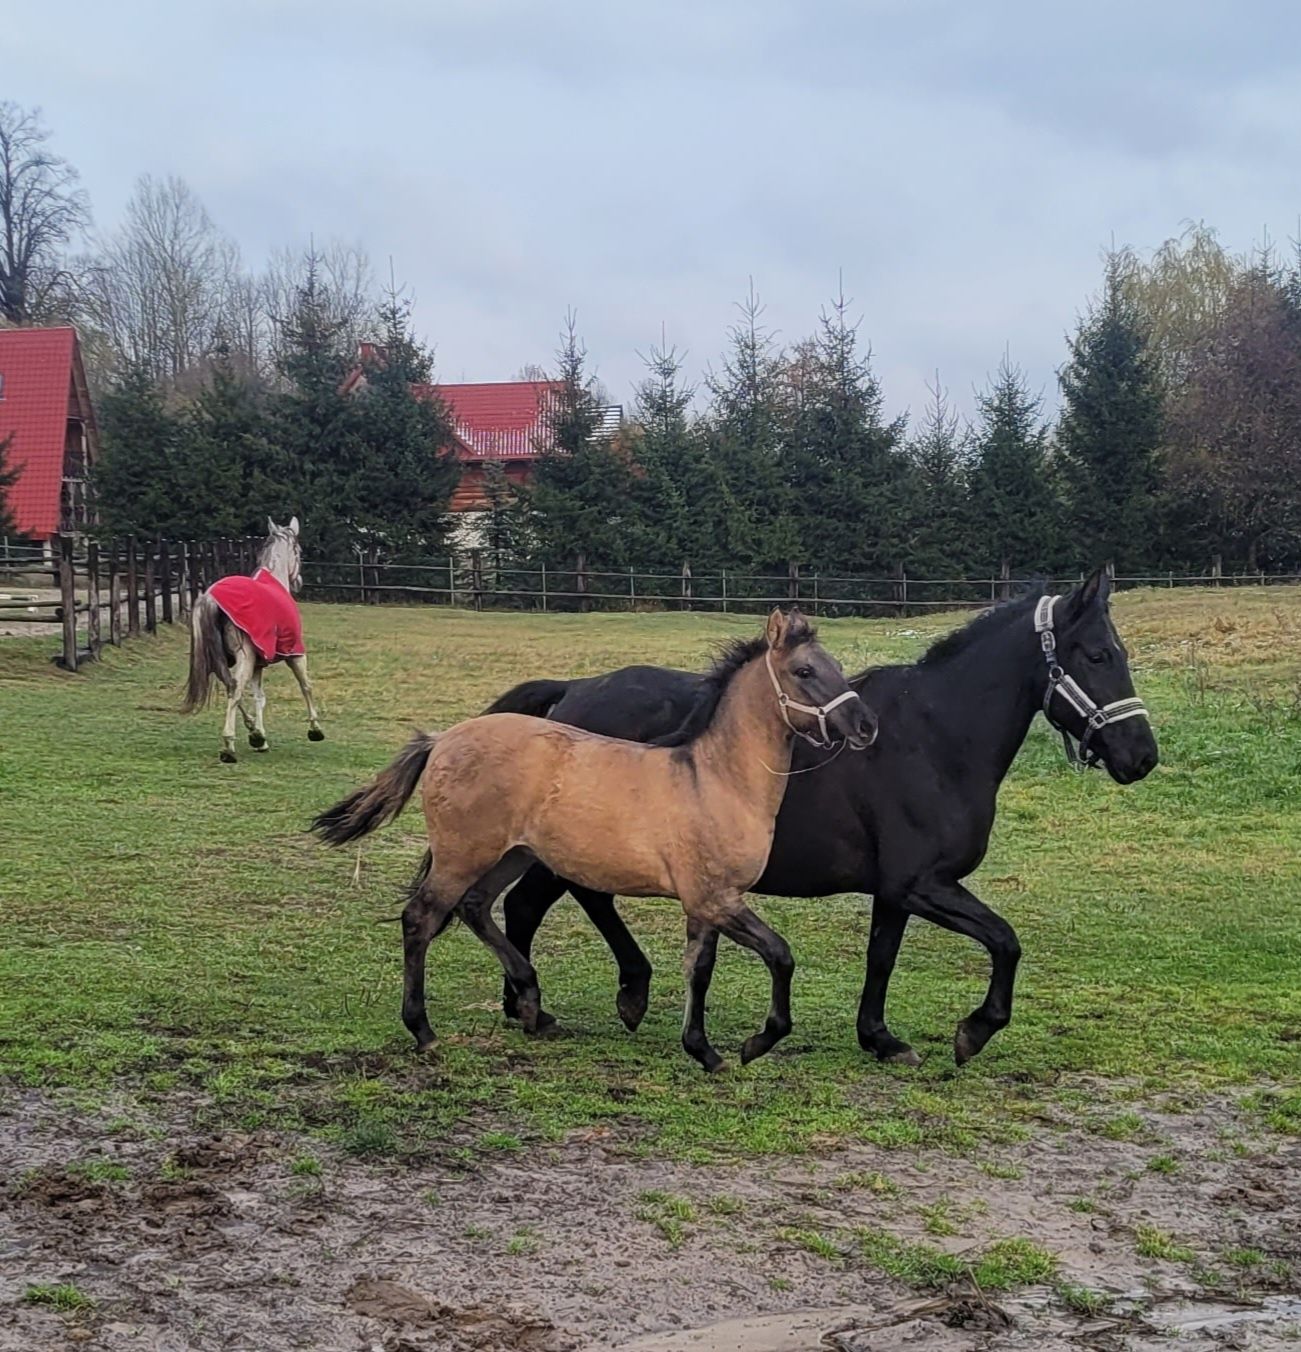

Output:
xmin=471 ymin=549 xmax=484 ymax=612
xmin=997 ymin=558 xmax=1011 ymax=602
xmin=629 ymin=566 xmax=636 ymax=612
xmin=576 ymin=553 xmax=588 ymax=613
xmin=159 ymin=538 xmax=174 ymax=624
xmin=540 ymin=561 xmax=547 ymax=613
xmin=721 ymin=569 xmax=728 ymax=613
xmin=788 ymin=560 xmax=799 ymax=602
xmin=108 ymin=542 xmax=122 ymax=645
xmin=681 ymin=560 xmax=691 ymax=612
xmin=812 ymin=571 xmax=820 ymax=617
xmin=893 ymin=563 xmax=908 ymax=616
xmin=58 ymin=534 xmax=78 ymax=671
xmin=87 ymin=540 xmax=101 ymax=659
xmin=1211 ymin=553 xmax=1222 ymax=587
xmin=143 ymin=539 xmax=158 ymax=633
xmin=126 ymin=538 xmax=141 ymax=637
xmin=447 ymin=555 xmax=455 ymax=607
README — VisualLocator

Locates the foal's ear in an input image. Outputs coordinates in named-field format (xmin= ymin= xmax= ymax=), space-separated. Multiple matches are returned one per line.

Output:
xmin=1068 ymin=565 xmax=1112 ymax=619
xmin=288 ymin=515 xmax=300 ymax=537
xmin=765 ymin=607 xmax=787 ymax=648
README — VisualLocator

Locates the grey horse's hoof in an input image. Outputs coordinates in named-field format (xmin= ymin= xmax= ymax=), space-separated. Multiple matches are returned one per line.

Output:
xmin=308 ymin=728 xmax=325 ymax=742
xmin=249 ymin=732 xmax=267 ymax=750
xmin=219 ymin=749 xmax=237 ymax=764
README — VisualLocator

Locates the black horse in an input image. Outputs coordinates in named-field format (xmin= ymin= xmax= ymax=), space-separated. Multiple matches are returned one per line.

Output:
xmin=485 ymin=569 xmax=1159 ymax=1066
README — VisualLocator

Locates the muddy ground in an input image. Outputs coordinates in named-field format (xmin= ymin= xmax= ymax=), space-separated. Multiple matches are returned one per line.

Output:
xmin=2 ymin=1089 xmax=1299 ymax=1352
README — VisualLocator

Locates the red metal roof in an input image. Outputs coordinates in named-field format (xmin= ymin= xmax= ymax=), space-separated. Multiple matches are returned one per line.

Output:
xmin=417 ymin=380 xmax=561 ymax=461
xmin=0 ymin=326 xmax=89 ymax=538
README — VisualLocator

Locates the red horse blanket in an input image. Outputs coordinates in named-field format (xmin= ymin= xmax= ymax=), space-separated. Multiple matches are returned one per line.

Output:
xmin=208 ymin=569 xmax=305 ymax=663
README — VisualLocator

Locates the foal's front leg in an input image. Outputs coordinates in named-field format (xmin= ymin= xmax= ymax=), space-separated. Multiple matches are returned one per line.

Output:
xmin=718 ymin=905 xmax=795 ymax=1065
xmin=286 ymin=654 xmax=325 ymax=741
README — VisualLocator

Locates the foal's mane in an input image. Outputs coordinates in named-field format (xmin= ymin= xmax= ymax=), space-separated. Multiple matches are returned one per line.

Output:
xmin=650 ymin=614 xmax=817 ymax=749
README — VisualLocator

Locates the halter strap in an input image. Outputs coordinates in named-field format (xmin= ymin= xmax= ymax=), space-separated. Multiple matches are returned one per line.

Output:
xmin=1034 ymin=595 xmax=1148 ymax=771
xmin=764 ymin=647 xmax=859 ymax=750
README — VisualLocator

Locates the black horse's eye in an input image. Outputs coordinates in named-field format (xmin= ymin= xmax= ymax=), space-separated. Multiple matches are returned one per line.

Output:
xmin=1086 ymin=650 xmax=1110 ymax=665
xmin=794 ymin=666 xmax=815 ymax=680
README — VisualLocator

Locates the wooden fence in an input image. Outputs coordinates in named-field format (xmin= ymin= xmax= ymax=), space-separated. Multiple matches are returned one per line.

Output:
xmin=4 ymin=534 xmax=1299 ymax=672
xmin=0 ymin=535 xmax=260 ymax=672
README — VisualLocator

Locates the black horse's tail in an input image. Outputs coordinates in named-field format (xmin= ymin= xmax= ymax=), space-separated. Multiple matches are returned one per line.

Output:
xmin=311 ymin=732 xmax=437 ymax=846
xmin=181 ymin=593 xmax=233 ymax=713
xmin=480 ymin=677 xmax=569 ymax=719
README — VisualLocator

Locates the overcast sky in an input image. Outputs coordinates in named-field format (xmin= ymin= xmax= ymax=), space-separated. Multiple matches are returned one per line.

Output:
xmin=10 ymin=0 xmax=1301 ymax=424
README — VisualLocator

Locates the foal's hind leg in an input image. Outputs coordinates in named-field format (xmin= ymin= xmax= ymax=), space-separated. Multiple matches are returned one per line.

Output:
xmin=402 ymin=863 xmax=457 ymax=1052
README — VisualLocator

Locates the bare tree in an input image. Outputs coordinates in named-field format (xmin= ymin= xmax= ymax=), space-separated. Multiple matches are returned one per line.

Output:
xmin=0 ymin=101 xmax=91 ymax=323
xmin=81 ymin=174 xmax=241 ymax=384
xmin=260 ymin=240 xmax=376 ymax=374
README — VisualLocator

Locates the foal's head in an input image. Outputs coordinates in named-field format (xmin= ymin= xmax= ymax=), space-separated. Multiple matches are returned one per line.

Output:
xmin=261 ymin=516 xmax=303 ymax=594
xmin=764 ymin=607 xmax=878 ymax=750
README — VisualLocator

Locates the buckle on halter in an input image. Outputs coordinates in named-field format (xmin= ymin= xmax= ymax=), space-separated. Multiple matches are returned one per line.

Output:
xmin=1040 ymin=631 xmax=1056 ymax=655
xmin=1087 ymin=709 xmax=1108 ymax=731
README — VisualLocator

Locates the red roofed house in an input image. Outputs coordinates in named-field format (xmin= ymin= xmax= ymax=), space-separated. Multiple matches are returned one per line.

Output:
xmin=342 ymin=344 xmax=620 ymax=518
xmin=0 ymin=326 xmax=98 ymax=542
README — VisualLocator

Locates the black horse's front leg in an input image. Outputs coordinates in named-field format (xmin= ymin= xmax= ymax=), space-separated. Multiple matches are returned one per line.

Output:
xmin=500 ymin=865 xmax=567 ymax=1029
xmin=874 ymin=879 xmax=1021 ymax=1066
xmin=856 ymin=898 xmax=921 ymax=1066
xmin=571 ymin=887 xmax=653 ymax=1030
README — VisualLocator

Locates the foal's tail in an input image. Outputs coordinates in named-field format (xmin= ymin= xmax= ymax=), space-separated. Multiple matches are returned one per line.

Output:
xmin=480 ymin=677 xmax=569 ymax=718
xmin=311 ymin=732 xmax=438 ymax=847
xmin=181 ymin=593 xmax=233 ymax=713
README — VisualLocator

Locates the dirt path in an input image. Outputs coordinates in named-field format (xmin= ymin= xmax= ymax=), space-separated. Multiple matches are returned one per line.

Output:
xmin=2 ymin=1089 xmax=1299 ymax=1351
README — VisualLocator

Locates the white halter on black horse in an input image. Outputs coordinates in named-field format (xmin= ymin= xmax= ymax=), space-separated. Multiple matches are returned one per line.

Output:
xmin=182 ymin=517 xmax=325 ymax=762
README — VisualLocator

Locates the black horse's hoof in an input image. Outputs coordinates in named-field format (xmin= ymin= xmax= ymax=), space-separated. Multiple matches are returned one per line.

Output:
xmin=308 ymin=728 xmax=325 ymax=742
xmin=885 ymin=1046 xmax=923 ymax=1068
xmin=219 ymin=749 xmax=237 ymax=764
xmin=249 ymin=732 xmax=267 ymax=750
xmin=523 ymin=1009 xmax=559 ymax=1035
xmin=954 ymin=1017 xmax=995 ymax=1066
xmin=700 ymin=1048 xmax=726 ymax=1073
xmin=617 ymin=984 xmax=649 ymax=1032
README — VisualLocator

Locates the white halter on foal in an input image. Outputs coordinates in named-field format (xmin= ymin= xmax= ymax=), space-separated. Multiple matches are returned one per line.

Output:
xmin=1034 ymin=595 xmax=1148 ymax=771
xmin=765 ymin=647 xmax=859 ymax=750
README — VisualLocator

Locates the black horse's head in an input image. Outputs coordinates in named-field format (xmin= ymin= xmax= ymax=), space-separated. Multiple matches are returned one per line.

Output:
xmin=1046 ymin=568 xmax=1158 ymax=785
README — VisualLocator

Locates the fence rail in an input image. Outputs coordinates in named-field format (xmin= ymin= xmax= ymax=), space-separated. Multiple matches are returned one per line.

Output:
xmin=4 ymin=533 xmax=1298 ymax=671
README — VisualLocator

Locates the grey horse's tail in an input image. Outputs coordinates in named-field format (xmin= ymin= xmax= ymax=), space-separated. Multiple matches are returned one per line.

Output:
xmin=181 ymin=593 xmax=233 ymax=713
xmin=311 ymin=732 xmax=439 ymax=846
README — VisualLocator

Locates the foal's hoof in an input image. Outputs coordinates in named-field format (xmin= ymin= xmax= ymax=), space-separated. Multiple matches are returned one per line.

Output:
xmin=415 ymin=1038 xmax=437 ymax=1055
xmin=308 ymin=728 xmax=325 ymax=742
xmin=219 ymin=749 xmax=237 ymax=764
xmin=699 ymin=1049 xmax=726 ymax=1074
xmin=740 ymin=1034 xmax=773 ymax=1066
xmin=249 ymin=731 xmax=267 ymax=750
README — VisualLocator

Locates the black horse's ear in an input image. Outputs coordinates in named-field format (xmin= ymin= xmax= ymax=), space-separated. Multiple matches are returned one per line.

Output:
xmin=1068 ymin=566 xmax=1112 ymax=619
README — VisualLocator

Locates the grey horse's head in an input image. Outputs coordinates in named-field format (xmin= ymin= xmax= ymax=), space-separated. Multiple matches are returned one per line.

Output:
xmin=263 ymin=517 xmax=303 ymax=594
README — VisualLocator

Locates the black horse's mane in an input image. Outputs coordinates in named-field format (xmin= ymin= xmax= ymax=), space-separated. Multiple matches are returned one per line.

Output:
xmin=650 ymin=615 xmax=817 ymax=749
xmin=913 ymin=585 xmax=1048 ymax=670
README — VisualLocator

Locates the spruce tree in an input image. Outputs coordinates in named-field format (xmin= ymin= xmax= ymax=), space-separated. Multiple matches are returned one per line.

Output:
xmin=787 ymin=290 xmax=909 ymax=573
xmin=528 ymin=312 xmax=638 ymax=572
xmin=1057 ymin=263 xmax=1163 ymax=570
xmin=968 ymin=355 xmax=1059 ymax=575
xmin=479 ymin=459 xmax=532 ymax=578
xmin=907 ymin=374 xmax=974 ymax=577
xmin=93 ymin=362 xmax=186 ymax=537
xmin=700 ymin=284 xmax=796 ymax=570
xmin=0 ymin=434 xmax=19 ymax=536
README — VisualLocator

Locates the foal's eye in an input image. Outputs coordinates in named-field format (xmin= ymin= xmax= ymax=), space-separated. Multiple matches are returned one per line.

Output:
xmin=794 ymin=666 xmax=815 ymax=680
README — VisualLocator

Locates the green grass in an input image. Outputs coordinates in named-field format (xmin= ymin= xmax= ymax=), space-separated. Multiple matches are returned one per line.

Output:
xmin=23 ymin=1283 xmax=95 ymax=1312
xmin=1135 ymin=1224 xmax=1196 ymax=1263
xmin=68 ymin=1159 xmax=130 ymax=1184
xmin=1 ymin=592 xmax=1299 ymax=1161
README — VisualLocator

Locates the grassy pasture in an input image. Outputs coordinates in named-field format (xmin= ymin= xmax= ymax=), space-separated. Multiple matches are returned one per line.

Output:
xmin=0 ymin=588 xmax=1298 ymax=1160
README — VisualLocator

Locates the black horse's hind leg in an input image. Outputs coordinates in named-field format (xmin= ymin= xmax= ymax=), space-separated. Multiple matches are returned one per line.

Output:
xmin=719 ymin=906 xmax=795 ymax=1066
xmin=458 ymin=851 xmax=545 ymax=1032
xmin=500 ymin=865 xmax=566 ymax=1029
xmin=681 ymin=920 xmax=722 ymax=1072
xmin=502 ymin=871 xmax=654 ymax=1032
xmin=573 ymin=888 xmax=653 ymax=1031
xmin=856 ymin=899 xmax=922 ymax=1066
xmin=868 ymin=879 xmax=1021 ymax=1067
